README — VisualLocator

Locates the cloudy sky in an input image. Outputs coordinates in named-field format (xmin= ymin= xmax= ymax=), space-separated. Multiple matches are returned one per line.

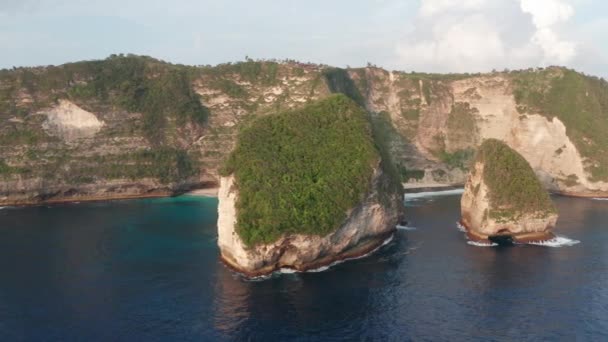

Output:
xmin=1 ymin=0 xmax=607 ymax=77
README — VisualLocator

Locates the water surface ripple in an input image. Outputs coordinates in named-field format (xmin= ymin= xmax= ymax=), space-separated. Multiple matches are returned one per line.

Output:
xmin=0 ymin=195 xmax=606 ymax=341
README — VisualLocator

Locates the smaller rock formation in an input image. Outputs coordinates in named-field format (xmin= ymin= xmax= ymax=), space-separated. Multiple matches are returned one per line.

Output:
xmin=460 ymin=139 xmax=558 ymax=243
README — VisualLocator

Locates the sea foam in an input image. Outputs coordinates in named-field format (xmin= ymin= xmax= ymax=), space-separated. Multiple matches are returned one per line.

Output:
xmin=404 ymin=189 xmax=464 ymax=201
xmin=246 ymin=234 xmax=396 ymax=280
xmin=528 ymin=235 xmax=581 ymax=247
xmin=396 ymin=224 xmax=417 ymax=231
xmin=467 ymin=241 xmax=498 ymax=247
xmin=306 ymin=234 xmax=395 ymax=273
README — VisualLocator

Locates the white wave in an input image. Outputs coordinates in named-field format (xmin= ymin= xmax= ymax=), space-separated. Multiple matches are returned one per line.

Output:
xmin=0 ymin=206 xmax=5 ymax=210
xmin=306 ymin=234 xmax=395 ymax=273
xmin=307 ymin=265 xmax=331 ymax=273
xmin=404 ymin=189 xmax=464 ymax=200
xmin=528 ymin=235 xmax=580 ymax=247
xmin=592 ymin=198 xmax=608 ymax=201
xmin=467 ymin=241 xmax=498 ymax=247
xmin=396 ymin=224 xmax=416 ymax=231
xmin=278 ymin=268 xmax=298 ymax=274
xmin=245 ymin=274 xmax=273 ymax=282
xmin=241 ymin=234 xmax=395 ymax=280
xmin=460 ymin=222 xmax=497 ymax=247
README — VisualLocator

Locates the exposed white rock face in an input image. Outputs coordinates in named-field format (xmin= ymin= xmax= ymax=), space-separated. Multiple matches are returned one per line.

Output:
xmin=451 ymin=77 xmax=608 ymax=195
xmin=42 ymin=100 xmax=104 ymax=141
xmin=358 ymin=69 xmax=608 ymax=196
xmin=217 ymin=168 xmax=402 ymax=277
xmin=461 ymin=161 xmax=558 ymax=242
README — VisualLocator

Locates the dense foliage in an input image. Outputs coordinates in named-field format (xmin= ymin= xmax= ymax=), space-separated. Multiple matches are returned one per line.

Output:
xmin=476 ymin=139 xmax=556 ymax=221
xmin=0 ymin=54 xmax=208 ymax=144
xmin=67 ymin=148 xmax=198 ymax=184
xmin=0 ymin=159 xmax=14 ymax=175
xmin=446 ymin=102 xmax=478 ymax=145
xmin=512 ymin=68 xmax=608 ymax=181
xmin=201 ymin=59 xmax=280 ymax=86
xmin=440 ymin=149 xmax=475 ymax=170
xmin=222 ymin=95 xmax=379 ymax=246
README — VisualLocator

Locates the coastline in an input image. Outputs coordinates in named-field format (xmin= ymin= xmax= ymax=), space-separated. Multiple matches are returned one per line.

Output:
xmin=0 ymin=185 xmax=220 ymax=208
xmin=459 ymin=219 xmax=555 ymax=244
xmin=185 ymin=188 xmax=219 ymax=197
xmin=0 ymin=191 xmax=175 ymax=208
xmin=551 ymin=190 xmax=608 ymax=199
xmin=220 ymin=229 xmax=396 ymax=279
xmin=403 ymin=183 xmax=464 ymax=193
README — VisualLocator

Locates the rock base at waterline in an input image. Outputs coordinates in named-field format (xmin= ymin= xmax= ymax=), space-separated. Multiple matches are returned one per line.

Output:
xmin=461 ymin=220 xmax=555 ymax=244
xmin=220 ymin=230 xmax=395 ymax=278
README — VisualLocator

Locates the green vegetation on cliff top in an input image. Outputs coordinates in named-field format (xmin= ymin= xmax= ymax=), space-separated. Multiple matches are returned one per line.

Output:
xmin=221 ymin=95 xmax=380 ymax=246
xmin=0 ymin=55 xmax=204 ymax=185
xmin=476 ymin=139 xmax=556 ymax=221
xmin=0 ymin=54 xmax=208 ymax=145
xmin=512 ymin=68 xmax=608 ymax=181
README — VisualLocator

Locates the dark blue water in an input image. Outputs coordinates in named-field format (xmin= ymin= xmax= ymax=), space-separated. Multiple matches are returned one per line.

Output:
xmin=0 ymin=194 xmax=607 ymax=341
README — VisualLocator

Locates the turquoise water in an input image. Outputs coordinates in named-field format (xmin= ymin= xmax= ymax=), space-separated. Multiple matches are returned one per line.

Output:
xmin=0 ymin=194 xmax=607 ymax=341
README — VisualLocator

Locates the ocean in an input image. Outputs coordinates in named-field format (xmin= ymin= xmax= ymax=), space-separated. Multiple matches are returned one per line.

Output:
xmin=0 ymin=193 xmax=606 ymax=341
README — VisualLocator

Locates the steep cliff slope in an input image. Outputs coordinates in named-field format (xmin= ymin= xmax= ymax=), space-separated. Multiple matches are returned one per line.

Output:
xmin=0 ymin=56 xmax=331 ymax=205
xmin=1 ymin=55 xmax=607 ymax=205
xmin=347 ymin=66 xmax=608 ymax=195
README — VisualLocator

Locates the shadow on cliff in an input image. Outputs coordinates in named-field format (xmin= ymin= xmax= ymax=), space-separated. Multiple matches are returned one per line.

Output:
xmin=323 ymin=68 xmax=366 ymax=108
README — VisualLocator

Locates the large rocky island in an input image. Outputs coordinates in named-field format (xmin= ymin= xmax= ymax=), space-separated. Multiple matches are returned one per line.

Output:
xmin=461 ymin=139 xmax=558 ymax=244
xmin=217 ymin=95 xmax=403 ymax=277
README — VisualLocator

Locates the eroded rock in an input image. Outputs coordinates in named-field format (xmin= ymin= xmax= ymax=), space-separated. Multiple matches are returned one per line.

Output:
xmin=460 ymin=139 xmax=558 ymax=243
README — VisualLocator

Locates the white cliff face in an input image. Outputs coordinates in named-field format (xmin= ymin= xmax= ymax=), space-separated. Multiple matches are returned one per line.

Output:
xmin=359 ymin=70 xmax=608 ymax=196
xmin=217 ymin=169 xmax=401 ymax=277
xmin=461 ymin=161 xmax=558 ymax=241
xmin=41 ymin=100 xmax=104 ymax=141
xmin=450 ymin=76 xmax=608 ymax=195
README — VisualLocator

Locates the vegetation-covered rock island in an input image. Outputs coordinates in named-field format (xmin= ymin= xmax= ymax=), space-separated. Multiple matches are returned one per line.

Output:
xmin=217 ymin=94 xmax=403 ymax=276
xmin=460 ymin=139 xmax=558 ymax=244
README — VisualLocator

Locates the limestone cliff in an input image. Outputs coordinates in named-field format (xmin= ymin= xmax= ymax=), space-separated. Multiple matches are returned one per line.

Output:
xmin=349 ymin=67 xmax=608 ymax=196
xmin=218 ymin=169 xmax=401 ymax=277
xmin=460 ymin=139 xmax=558 ymax=243
xmin=1 ymin=55 xmax=608 ymax=205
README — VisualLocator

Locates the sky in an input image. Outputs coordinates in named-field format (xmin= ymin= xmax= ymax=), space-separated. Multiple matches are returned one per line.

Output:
xmin=1 ymin=0 xmax=607 ymax=77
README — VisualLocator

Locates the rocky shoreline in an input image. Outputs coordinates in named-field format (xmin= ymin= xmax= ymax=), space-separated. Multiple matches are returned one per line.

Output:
xmin=459 ymin=219 xmax=555 ymax=244
xmin=220 ymin=229 xmax=396 ymax=278
xmin=0 ymin=182 xmax=219 ymax=207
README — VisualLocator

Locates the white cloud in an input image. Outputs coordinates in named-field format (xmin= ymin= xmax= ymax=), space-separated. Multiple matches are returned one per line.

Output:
xmin=531 ymin=28 xmax=576 ymax=63
xmin=394 ymin=0 xmax=579 ymax=72
xmin=520 ymin=0 xmax=573 ymax=28
xmin=520 ymin=0 xmax=576 ymax=64
xmin=419 ymin=0 xmax=487 ymax=17
xmin=396 ymin=14 xmax=507 ymax=72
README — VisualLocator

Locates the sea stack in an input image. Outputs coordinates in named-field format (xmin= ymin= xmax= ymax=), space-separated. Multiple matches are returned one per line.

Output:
xmin=217 ymin=95 xmax=403 ymax=277
xmin=460 ymin=139 xmax=558 ymax=244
